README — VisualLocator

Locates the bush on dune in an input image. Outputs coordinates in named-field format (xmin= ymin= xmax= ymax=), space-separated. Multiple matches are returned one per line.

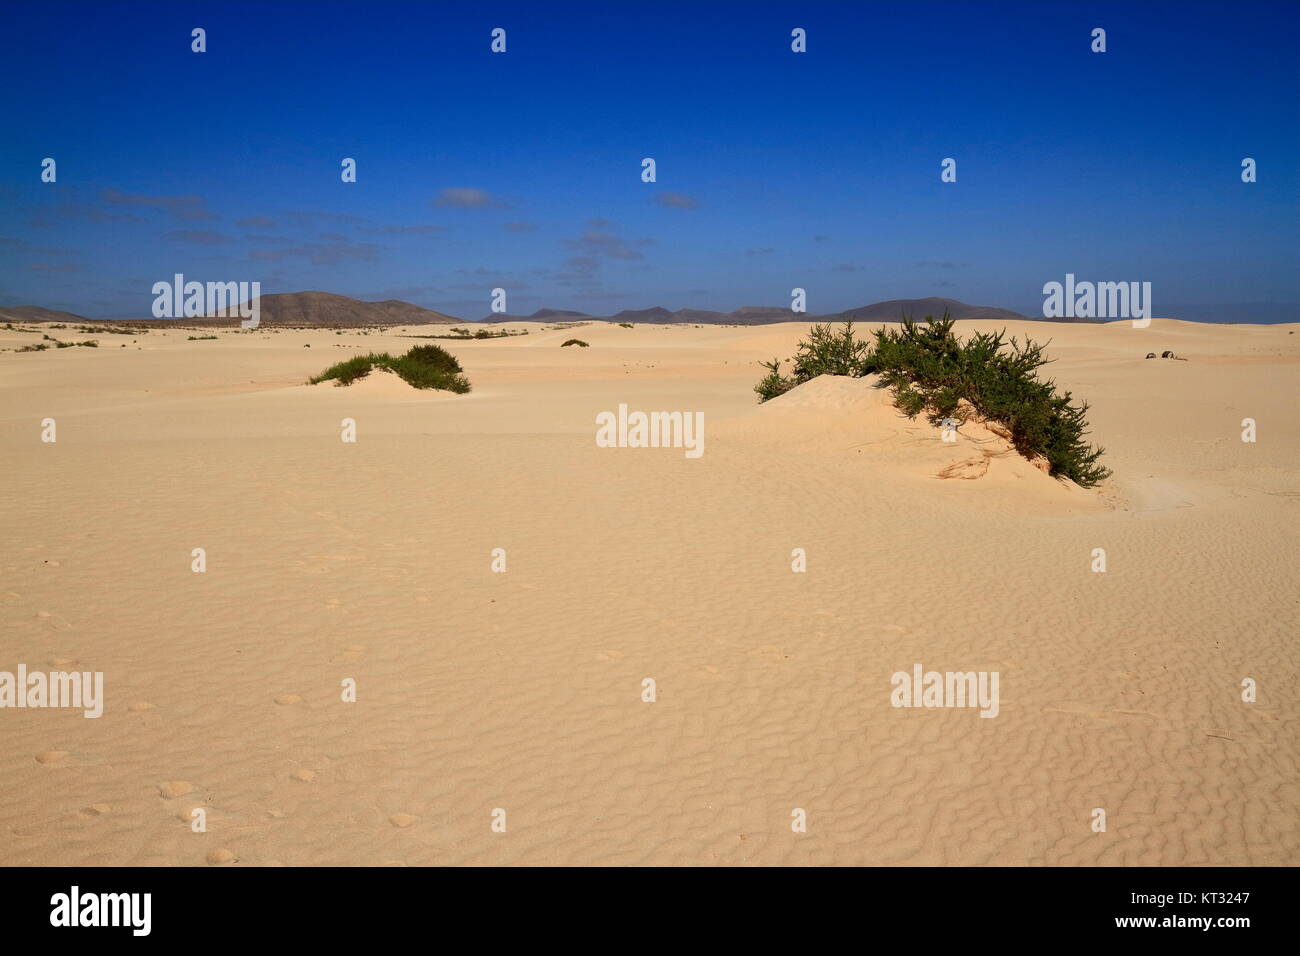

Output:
xmin=754 ymin=312 xmax=1111 ymax=487
xmin=309 ymin=344 xmax=470 ymax=393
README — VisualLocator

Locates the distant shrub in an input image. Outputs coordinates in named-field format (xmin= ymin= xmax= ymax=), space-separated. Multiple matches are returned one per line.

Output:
xmin=16 ymin=343 xmax=49 ymax=352
xmin=188 ymin=335 xmax=218 ymax=341
xmin=309 ymin=344 xmax=469 ymax=393
xmin=55 ymin=340 xmax=98 ymax=348
xmin=755 ymin=313 xmax=1111 ymax=487
xmin=561 ymin=338 xmax=589 ymax=347
xmin=618 ymin=322 xmax=633 ymax=328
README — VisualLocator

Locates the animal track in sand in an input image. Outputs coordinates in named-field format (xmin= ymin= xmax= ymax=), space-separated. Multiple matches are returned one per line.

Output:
xmin=35 ymin=611 xmax=73 ymax=630
xmin=205 ymin=848 xmax=237 ymax=865
xmin=290 ymin=769 xmax=317 ymax=782
xmin=1044 ymin=707 xmax=1164 ymax=721
xmin=35 ymin=750 xmax=69 ymax=764
xmin=388 ymin=813 xmax=419 ymax=828
xmin=937 ymin=455 xmax=991 ymax=480
xmin=158 ymin=780 xmax=194 ymax=798
xmin=77 ymin=804 xmax=112 ymax=819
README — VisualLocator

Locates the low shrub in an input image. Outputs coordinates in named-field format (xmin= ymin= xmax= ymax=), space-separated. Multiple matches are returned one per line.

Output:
xmin=561 ymin=339 xmax=589 ymax=347
xmin=309 ymin=344 xmax=470 ymax=393
xmin=754 ymin=312 xmax=1111 ymax=487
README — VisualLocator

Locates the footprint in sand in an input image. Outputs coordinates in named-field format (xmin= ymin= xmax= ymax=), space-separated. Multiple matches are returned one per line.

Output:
xmin=332 ymin=645 xmax=366 ymax=663
xmin=1 ymin=591 xmax=23 ymax=605
xmin=128 ymin=701 xmax=155 ymax=712
xmin=274 ymin=694 xmax=303 ymax=706
xmin=597 ymin=650 xmax=626 ymax=661
xmin=36 ymin=750 xmax=69 ymax=764
xmin=35 ymin=611 xmax=73 ymax=630
xmin=77 ymin=804 xmax=112 ymax=819
xmin=290 ymin=769 xmax=317 ymax=782
xmin=388 ymin=813 xmax=418 ymax=828
xmin=158 ymin=780 xmax=194 ymax=798
xmin=174 ymin=803 xmax=208 ymax=822
xmin=205 ymin=848 xmax=237 ymax=865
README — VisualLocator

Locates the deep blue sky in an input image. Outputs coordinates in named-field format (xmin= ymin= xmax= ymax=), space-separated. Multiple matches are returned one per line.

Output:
xmin=2 ymin=0 xmax=1297 ymax=320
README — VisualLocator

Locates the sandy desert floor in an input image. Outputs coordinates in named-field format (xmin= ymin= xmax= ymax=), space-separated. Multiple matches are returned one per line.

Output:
xmin=1 ymin=317 xmax=1297 ymax=865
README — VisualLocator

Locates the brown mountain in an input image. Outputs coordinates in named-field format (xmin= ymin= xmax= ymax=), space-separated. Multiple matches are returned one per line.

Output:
xmin=214 ymin=291 xmax=460 ymax=327
xmin=0 ymin=305 xmax=91 ymax=324
xmin=832 ymin=297 xmax=1030 ymax=323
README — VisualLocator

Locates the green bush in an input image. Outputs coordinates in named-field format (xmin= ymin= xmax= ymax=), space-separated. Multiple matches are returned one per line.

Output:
xmin=309 ymin=344 xmax=470 ymax=393
xmin=755 ymin=320 xmax=870 ymax=401
xmin=561 ymin=338 xmax=589 ymax=347
xmin=754 ymin=312 xmax=1111 ymax=487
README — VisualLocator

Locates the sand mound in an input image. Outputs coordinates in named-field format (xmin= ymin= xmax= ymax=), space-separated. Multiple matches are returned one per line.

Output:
xmin=744 ymin=375 xmax=1082 ymax=495
xmin=309 ymin=367 xmax=451 ymax=398
xmin=760 ymin=373 xmax=892 ymax=412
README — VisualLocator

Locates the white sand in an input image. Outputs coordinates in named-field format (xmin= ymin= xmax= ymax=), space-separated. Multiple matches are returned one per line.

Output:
xmin=1 ymin=318 xmax=1296 ymax=865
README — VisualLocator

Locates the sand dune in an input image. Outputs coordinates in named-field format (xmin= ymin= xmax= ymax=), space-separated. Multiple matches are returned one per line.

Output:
xmin=1 ymin=318 xmax=1297 ymax=865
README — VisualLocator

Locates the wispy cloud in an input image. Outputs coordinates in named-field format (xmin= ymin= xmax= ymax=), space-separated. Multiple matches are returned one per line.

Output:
xmin=102 ymin=188 xmax=215 ymax=222
xmin=27 ymin=263 xmax=82 ymax=273
xmin=355 ymin=224 xmax=445 ymax=237
xmin=433 ymin=187 xmax=512 ymax=209
xmin=250 ymin=238 xmax=381 ymax=265
xmin=656 ymin=191 xmax=698 ymax=209
xmin=561 ymin=229 xmax=652 ymax=263
xmin=281 ymin=210 xmax=364 ymax=225
xmin=166 ymin=230 xmax=231 ymax=244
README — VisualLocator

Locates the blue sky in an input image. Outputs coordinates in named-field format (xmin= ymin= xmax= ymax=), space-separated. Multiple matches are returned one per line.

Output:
xmin=2 ymin=0 xmax=1297 ymax=320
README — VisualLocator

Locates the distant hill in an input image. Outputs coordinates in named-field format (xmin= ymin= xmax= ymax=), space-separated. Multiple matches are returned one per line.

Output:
xmin=485 ymin=297 xmax=1041 ymax=325
xmin=831 ymin=297 xmax=1031 ymax=323
xmin=483 ymin=308 xmax=593 ymax=322
xmin=213 ymin=291 xmax=460 ymax=327
xmin=0 ymin=305 xmax=91 ymax=324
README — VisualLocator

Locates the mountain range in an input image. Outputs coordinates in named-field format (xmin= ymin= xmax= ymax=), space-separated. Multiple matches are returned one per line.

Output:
xmin=486 ymin=297 xmax=1049 ymax=324
xmin=2 ymin=294 xmax=1094 ymax=327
